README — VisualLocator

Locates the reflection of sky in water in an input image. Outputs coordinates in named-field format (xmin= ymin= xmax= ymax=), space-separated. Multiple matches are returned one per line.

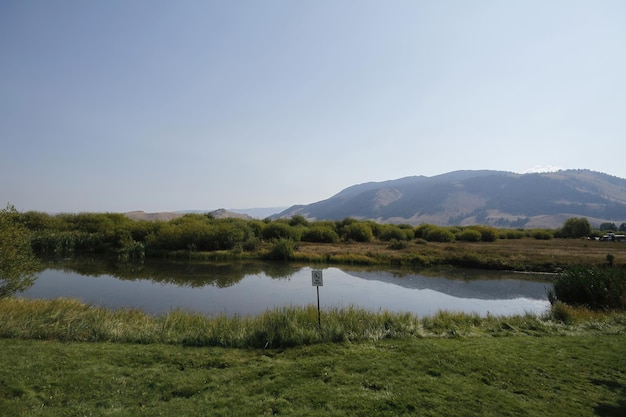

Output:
xmin=21 ymin=267 xmax=552 ymax=317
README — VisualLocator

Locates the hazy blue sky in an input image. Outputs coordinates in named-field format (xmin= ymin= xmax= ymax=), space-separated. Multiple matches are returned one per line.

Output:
xmin=2 ymin=1 xmax=625 ymax=213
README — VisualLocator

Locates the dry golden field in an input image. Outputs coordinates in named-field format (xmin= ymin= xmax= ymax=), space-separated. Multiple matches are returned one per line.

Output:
xmin=292 ymin=238 xmax=626 ymax=271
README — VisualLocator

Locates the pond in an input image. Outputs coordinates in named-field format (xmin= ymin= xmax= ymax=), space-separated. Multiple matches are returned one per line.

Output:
xmin=20 ymin=258 xmax=553 ymax=317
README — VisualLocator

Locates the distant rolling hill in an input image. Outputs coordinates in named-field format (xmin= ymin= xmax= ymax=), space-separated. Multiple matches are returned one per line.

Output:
xmin=274 ymin=170 xmax=626 ymax=228
xmin=125 ymin=208 xmax=253 ymax=221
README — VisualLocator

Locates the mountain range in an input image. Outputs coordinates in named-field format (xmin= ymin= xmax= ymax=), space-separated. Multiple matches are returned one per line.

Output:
xmin=274 ymin=170 xmax=626 ymax=229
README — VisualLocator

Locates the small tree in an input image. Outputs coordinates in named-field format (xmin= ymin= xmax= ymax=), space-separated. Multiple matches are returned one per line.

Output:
xmin=288 ymin=215 xmax=309 ymax=227
xmin=559 ymin=217 xmax=591 ymax=238
xmin=301 ymin=225 xmax=339 ymax=243
xmin=0 ymin=204 xmax=40 ymax=297
xmin=531 ymin=229 xmax=553 ymax=240
xmin=343 ymin=222 xmax=373 ymax=242
xmin=466 ymin=226 xmax=498 ymax=242
xmin=265 ymin=239 xmax=295 ymax=261
xmin=457 ymin=229 xmax=482 ymax=242
xmin=599 ymin=222 xmax=617 ymax=231
xmin=424 ymin=226 xmax=456 ymax=243
xmin=261 ymin=221 xmax=296 ymax=241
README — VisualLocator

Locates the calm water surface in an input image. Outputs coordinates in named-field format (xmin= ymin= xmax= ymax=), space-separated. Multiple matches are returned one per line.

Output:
xmin=21 ymin=258 xmax=553 ymax=317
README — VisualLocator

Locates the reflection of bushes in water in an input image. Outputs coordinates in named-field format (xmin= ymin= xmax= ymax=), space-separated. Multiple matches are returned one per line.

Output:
xmin=45 ymin=255 xmax=555 ymax=293
xmin=261 ymin=263 xmax=301 ymax=279
xmin=42 ymin=256 xmax=304 ymax=288
xmin=338 ymin=265 xmax=553 ymax=284
xmin=42 ymin=255 xmax=120 ymax=277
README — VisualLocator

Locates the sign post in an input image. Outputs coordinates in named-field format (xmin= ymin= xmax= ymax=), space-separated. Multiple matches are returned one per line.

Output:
xmin=311 ymin=270 xmax=323 ymax=329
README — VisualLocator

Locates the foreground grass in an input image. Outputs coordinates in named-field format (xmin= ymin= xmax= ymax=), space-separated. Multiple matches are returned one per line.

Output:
xmin=2 ymin=299 xmax=625 ymax=415
xmin=1 ymin=335 xmax=625 ymax=416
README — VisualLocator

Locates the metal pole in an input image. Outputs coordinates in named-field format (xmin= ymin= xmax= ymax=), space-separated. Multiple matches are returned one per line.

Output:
xmin=316 ymin=285 xmax=321 ymax=329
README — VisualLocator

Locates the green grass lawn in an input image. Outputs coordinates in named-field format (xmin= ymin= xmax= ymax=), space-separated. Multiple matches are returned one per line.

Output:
xmin=1 ymin=335 xmax=625 ymax=416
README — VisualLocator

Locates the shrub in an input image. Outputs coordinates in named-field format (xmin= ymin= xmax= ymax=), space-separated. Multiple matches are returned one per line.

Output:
xmin=413 ymin=224 xmax=431 ymax=239
xmin=502 ymin=230 xmax=525 ymax=239
xmin=265 ymin=239 xmax=295 ymax=261
xmin=457 ymin=229 xmax=482 ymax=242
xmin=549 ymin=302 xmax=576 ymax=324
xmin=558 ymin=217 xmax=591 ymax=238
xmin=212 ymin=221 xmax=252 ymax=250
xmin=343 ymin=222 xmax=373 ymax=242
xmin=378 ymin=225 xmax=412 ymax=241
xmin=387 ymin=239 xmax=409 ymax=250
xmin=261 ymin=222 xmax=296 ymax=241
xmin=467 ymin=226 xmax=498 ymax=242
xmin=548 ymin=266 xmax=626 ymax=310
xmin=531 ymin=229 xmax=553 ymax=240
xmin=606 ymin=253 xmax=615 ymax=267
xmin=31 ymin=230 xmax=107 ymax=254
xmin=247 ymin=220 xmax=266 ymax=238
xmin=0 ymin=205 xmax=40 ymax=298
xmin=423 ymin=226 xmax=455 ymax=243
xmin=599 ymin=222 xmax=617 ymax=231
xmin=242 ymin=237 xmax=261 ymax=252
xmin=116 ymin=241 xmax=145 ymax=261
xmin=288 ymin=215 xmax=309 ymax=227
xmin=301 ymin=226 xmax=339 ymax=243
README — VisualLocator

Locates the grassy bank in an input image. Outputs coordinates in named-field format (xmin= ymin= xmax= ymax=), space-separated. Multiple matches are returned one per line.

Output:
xmin=1 ymin=335 xmax=625 ymax=416
xmin=1 ymin=300 xmax=625 ymax=415
xmin=2 ymin=298 xmax=626 ymax=348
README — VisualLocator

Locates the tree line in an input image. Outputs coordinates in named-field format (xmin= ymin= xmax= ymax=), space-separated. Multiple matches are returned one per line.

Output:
xmin=7 ymin=210 xmax=620 ymax=260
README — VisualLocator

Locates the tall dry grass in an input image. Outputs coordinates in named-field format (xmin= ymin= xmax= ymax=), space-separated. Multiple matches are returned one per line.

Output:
xmin=2 ymin=298 xmax=625 ymax=348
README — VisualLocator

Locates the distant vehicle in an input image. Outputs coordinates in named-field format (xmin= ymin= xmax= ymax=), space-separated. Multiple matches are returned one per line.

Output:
xmin=599 ymin=233 xmax=626 ymax=242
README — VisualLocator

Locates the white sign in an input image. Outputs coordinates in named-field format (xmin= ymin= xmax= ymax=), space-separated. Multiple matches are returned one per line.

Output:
xmin=311 ymin=270 xmax=323 ymax=286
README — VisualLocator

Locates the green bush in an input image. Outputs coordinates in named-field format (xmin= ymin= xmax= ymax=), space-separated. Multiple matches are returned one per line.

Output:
xmin=413 ymin=224 xmax=430 ymax=239
xmin=116 ymin=241 xmax=145 ymax=261
xmin=247 ymin=220 xmax=266 ymax=238
xmin=531 ymin=229 xmax=553 ymax=240
xmin=265 ymin=239 xmax=295 ymax=261
xmin=288 ymin=215 xmax=309 ymax=227
xmin=415 ymin=224 xmax=459 ymax=242
xmin=212 ymin=221 xmax=253 ymax=250
xmin=301 ymin=226 xmax=339 ymax=243
xmin=378 ymin=225 xmax=413 ymax=241
xmin=548 ymin=266 xmax=626 ymax=310
xmin=457 ymin=229 xmax=482 ymax=242
xmin=31 ymin=230 xmax=107 ymax=254
xmin=558 ymin=217 xmax=591 ymax=238
xmin=387 ymin=239 xmax=409 ymax=250
xmin=262 ymin=222 xmax=298 ymax=241
xmin=0 ymin=205 xmax=40 ymax=298
xmin=466 ymin=226 xmax=498 ymax=242
xmin=242 ymin=237 xmax=261 ymax=252
xmin=342 ymin=222 xmax=373 ymax=242
xmin=423 ymin=226 xmax=455 ymax=243
xmin=502 ymin=230 xmax=525 ymax=239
